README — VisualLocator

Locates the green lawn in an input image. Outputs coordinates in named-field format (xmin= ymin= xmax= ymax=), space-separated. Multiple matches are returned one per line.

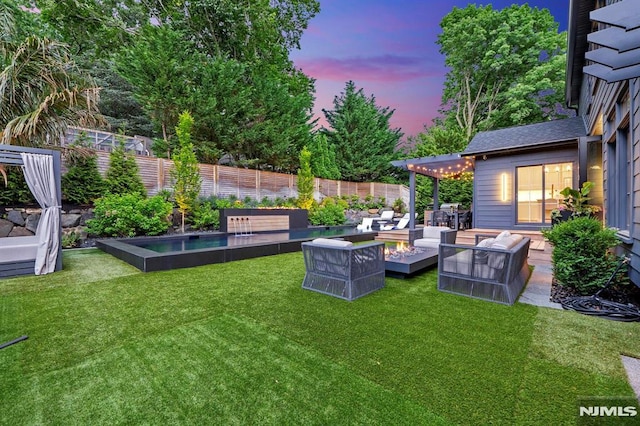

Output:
xmin=1 ymin=249 xmax=639 ymax=425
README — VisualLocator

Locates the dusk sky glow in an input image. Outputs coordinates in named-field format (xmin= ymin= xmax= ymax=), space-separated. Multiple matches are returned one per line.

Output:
xmin=290 ymin=1 xmax=570 ymax=140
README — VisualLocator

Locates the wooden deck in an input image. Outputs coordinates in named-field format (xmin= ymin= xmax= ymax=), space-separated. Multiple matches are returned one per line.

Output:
xmin=375 ymin=227 xmax=551 ymax=267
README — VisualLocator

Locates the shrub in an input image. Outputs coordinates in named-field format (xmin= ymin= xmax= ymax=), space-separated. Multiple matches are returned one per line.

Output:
xmin=309 ymin=197 xmax=346 ymax=226
xmin=541 ymin=216 xmax=621 ymax=294
xmin=61 ymin=231 xmax=80 ymax=248
xmin=87 ymin=193 xmax=172 ymax=237
xmin=191 ymin=203 xmax=220 ymax=230
xmin=0 ymin=166 xmax=36 ymax=205
xmin=62 ymin=147 xmax=105 ymax=205
xmin=393 ymin=198 xmax=406 ymax=213
xmin=364 ymin=194 xmax=386 ymax=210
xmin=105 ymin=139 xmax=146 ymax=196
xmin=297 ymin=147 xmax=314 ymax=210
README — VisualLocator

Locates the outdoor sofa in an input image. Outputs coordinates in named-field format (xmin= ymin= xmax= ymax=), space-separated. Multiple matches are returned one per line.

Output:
xmin=437 ymin=231 xmax=531 ymax=305
xmin=413 ymin=226 xmax=457 ymax=249
xmin=301 ymin=238 xmax=385 ymax=301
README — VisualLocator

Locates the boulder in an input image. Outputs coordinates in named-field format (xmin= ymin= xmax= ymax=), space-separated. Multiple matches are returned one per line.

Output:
xmin=0 ymin=218 xmax=13 ymax=237
xmin=8 ymin=227 xmax=34 ymax=237
xmin=6 ymin=210 xmax=25 ymax=226
xmin=61 ymin=213 xmax=82 ymax=228
xmin=25 ymin=214 xmax=40 ymax=234
xmin=80 ymin=209 xmax=94 ymax=226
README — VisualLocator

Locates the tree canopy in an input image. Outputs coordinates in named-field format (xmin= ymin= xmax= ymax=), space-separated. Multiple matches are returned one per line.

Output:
xmin=0 ymin=2 xmax=102 ymax=146
xmin=322 ymin=81 xmax=403 ymax=182
xmin=437 ymin=4 xmax=569 ymax=139
xmin=32 ymin=0 xmax=319 ymax=172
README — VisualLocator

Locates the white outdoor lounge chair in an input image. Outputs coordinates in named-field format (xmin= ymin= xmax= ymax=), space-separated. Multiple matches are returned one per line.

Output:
xmin=380 ymin=217 xmax=410 ymax=230
xmin=357 ymin=217 xmax=374 ymax=231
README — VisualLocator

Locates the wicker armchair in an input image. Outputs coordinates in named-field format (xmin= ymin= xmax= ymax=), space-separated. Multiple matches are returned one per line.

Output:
xmin=437 ymin=233 xmax=531 ymax=305
xmin=301 ymin=239 xmax=385 ymax=301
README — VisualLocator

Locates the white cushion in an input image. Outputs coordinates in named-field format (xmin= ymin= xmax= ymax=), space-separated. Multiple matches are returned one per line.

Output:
xmin=0 ymin=236 xmax=39 ymax=263
xmin=491 ymin=234 xmax=523 ymax=250
xmin=413 ymin=238 xmax=440 ymax=249
xmin=495 ymin=230 xmax=511 ymax=241
xmin=487 ymin=235 xmax=524 ymax=269
xmin=443 ymin=249 xmax=473 ymax=275
xmin=474 ymin=238 xmax=494 ymax=264
xmin=476 ymin=238 xmax=495 ymax=248
xmin=422 ymin=226 xmax=450 ymax=239
xmin=311 ymin=238 xmax=353 ymax=248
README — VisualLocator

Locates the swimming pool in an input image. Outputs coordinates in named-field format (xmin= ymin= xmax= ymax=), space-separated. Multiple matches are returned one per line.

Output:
xmin=96 ymin=226 xmax=376 ymax=272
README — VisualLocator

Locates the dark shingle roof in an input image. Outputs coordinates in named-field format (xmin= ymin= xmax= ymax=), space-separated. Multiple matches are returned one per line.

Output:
xmin=463 ymin=116 xmax=587 ymax=156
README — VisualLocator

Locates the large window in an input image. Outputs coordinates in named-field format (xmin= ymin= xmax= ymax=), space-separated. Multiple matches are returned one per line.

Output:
xmin=517 ymin=162 xmax=573 ymax=224
xmin=605 ymin=89 xmax=631 ymax=235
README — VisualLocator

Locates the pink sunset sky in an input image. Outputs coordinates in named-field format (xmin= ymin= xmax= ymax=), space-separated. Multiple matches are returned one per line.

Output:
xmin=290 ymin=0 xmax=570 ymax=140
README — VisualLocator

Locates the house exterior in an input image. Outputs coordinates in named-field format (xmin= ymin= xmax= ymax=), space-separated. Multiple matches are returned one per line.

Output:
xmin=463 ymin=117 xmax=593 ymax=231
xmin=460 ymin=0 xmax=640 ymax=287
xmin=566 ymin=0 xmax=640 ymax=286
xmin=393 ymin=0 xmax=640 ymax=287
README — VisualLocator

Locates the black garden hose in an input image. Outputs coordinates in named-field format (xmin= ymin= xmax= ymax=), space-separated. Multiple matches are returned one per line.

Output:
xmin=0 ymin=335 xmax=28 ymax=350
xmin=560 ymin=257 xmax=640 ymax=322
xmin=561 ymin=297 xmax=640 ymax=322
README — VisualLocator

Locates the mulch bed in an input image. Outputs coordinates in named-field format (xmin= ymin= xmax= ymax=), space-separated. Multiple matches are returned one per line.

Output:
xmin=551 ymin=279 xmax=640 ymax=309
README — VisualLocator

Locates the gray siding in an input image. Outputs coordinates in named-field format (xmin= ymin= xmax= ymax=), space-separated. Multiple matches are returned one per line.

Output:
xmin=474 ymin=148 xmax=578 ymax=231
xmin=582 ymin=71 xmax=640 ymax=287
xmin=630 ymin=78 xmax=640 ymax=285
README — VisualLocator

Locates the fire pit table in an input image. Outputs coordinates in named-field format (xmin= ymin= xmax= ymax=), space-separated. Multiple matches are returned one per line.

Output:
xmin=384 ymin=243 xmax=438 ymax=278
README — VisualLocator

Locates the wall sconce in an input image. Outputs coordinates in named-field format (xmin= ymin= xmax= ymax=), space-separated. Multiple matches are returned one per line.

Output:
xmin=501 ymin=173 xmax=508 ymax=202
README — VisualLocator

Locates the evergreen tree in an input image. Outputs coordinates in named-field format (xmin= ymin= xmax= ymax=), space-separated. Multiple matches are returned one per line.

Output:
xmin=307 ymin=133 xmax=340 ymax=180
xmin=171 ymin=111 xmax=201 ymax=232
xmin=296 ymin=147 xmax=314 ymax=210
xmin=322 ymin=81 xmax=402 ymax=182
xmin=62 ymin=133 xmax=105 ymax=205
xmin=105 ymin=138 xmax=146 ymax=196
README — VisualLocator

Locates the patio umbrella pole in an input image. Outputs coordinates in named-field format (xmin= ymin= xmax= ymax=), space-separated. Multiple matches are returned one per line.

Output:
xmin=0 ymin=335 xmax=28 ymax=350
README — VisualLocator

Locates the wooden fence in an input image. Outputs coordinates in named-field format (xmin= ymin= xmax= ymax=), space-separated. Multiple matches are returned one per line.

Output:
xmin=93 ymin=151 xmax=409 ymax=205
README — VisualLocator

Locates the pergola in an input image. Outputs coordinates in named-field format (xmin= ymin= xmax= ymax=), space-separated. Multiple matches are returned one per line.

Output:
xmin=391 ymin=153 xmax=474 ymax=234
xmin=0 ymin=144 xmax=62 ymax=276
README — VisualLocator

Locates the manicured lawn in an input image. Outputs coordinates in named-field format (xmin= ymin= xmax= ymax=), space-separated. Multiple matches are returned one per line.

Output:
xmin=1 ymin=249 xmax=639 ymax=425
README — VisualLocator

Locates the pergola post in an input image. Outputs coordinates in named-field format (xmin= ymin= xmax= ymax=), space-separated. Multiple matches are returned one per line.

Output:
xmin=407 ymin=170 xmax=422 ymax=245
xmin=409 ymin=170 xmax=416 ymax=229
xmin=433 ymin=176 xmax=439 ymax=210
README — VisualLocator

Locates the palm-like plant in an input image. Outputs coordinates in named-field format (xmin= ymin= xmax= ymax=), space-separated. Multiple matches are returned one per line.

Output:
xmin=0 ymin=2 xmax=103 ymax=147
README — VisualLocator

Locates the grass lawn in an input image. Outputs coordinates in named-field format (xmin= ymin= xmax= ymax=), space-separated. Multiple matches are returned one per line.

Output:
xmin=1 ymin=249 xmax=639 ymax=425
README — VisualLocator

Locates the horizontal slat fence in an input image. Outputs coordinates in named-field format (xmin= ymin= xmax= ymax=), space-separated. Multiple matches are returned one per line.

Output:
xmin=84 ymin=151 xmax=409 ymax=205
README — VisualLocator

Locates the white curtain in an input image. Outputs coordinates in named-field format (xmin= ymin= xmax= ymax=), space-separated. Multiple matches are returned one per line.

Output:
xmin=20 ymin=153 xmax=60 ymax=275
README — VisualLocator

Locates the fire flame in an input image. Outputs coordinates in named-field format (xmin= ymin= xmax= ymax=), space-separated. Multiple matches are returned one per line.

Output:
xmin=396 ymin=241 xmax=407 ymax=252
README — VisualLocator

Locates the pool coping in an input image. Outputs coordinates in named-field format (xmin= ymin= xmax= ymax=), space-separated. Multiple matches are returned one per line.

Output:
xmin=96 ymin=228 xmax=377 ymax=272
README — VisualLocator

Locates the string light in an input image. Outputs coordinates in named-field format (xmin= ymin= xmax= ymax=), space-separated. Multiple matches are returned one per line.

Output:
xmin=402 ymin=158 xmax=474 ymax=180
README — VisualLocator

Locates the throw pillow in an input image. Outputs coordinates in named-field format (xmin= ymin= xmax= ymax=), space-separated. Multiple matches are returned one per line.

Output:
xmin=474 ymin=238 xmax=494 ymax=264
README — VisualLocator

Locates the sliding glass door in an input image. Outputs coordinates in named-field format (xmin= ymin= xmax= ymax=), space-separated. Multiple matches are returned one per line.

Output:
xmin=516 ymin=163 xmax=573 ymax=224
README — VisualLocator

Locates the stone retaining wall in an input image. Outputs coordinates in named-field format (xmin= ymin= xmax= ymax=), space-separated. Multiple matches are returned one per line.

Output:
xmin=0 ymin=207 xmax=93 ymax=240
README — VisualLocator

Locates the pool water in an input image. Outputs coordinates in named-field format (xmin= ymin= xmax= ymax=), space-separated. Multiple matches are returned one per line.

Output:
xmin=97 ymin=226 xmax=375 ymax=272
xmin=133 ymin=227 xmax=356 ymax=253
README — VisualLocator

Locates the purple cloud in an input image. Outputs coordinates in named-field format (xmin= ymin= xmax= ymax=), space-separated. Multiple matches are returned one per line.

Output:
xmin=295 ymin=55 xmax=441 ymax=83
